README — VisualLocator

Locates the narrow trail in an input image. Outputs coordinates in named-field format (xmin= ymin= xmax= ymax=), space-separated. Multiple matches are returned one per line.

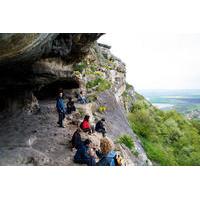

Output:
xmin=0 ymin=98 xmax=149 ymax=166
xmin=0 ymin=100 xmax=101 ymax=166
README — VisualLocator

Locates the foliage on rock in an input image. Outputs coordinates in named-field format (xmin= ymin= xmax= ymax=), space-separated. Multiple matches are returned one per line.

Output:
xmin=117 ymin=134 xmax=135 ymax=150
xmin=128 ymin=96 xmax=200 ymax=165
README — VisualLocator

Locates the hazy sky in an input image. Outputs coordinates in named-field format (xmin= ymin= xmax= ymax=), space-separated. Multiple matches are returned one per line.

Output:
xmin=98 ymin=33 xmax=200 ymax=90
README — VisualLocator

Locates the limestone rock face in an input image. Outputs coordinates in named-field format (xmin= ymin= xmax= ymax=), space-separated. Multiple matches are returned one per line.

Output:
xmin=0 ymin=33 xmax=151 ymax=166
xmin=0 ymin=33 xmax=56 ymax=64
xmin=0 ymin=33 xmax=103 ymax=111
xmin=0 ymin=33 xmax=103 ymax=65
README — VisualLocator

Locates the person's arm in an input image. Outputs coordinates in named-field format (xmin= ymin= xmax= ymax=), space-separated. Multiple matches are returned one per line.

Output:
xmin=96 ymin=149 xmax=103 ymax=159
xmin=61 ymin=100 xmax=66 ymax=113
xmin=82 ymin=147 xmax=91 ymax=160
xmin=99 ymin=121 xmax=104 ymax=129
xmin=56 ymin=99 xmax=62 ymax=112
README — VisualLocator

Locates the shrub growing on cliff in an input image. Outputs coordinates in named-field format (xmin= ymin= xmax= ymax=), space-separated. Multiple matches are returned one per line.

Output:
xmin=73 ymin=62 xmax=86 ymax=73
xmin=87 ymin=94 xmax=97 ymax=102
xmin=86 ymin=78 xmax=111 ymax=92
xmin=118 ymin=134 xmax=135 ymax=150
xmin=102 ymin=65 xmax=113 ymax=70
xmin=126 ymin=82 xmax=133 ymax=90
xmin=86 ymin=78 xmax=101 ymax=88
xmin=94 ymin=71 xmax=104 ymax=77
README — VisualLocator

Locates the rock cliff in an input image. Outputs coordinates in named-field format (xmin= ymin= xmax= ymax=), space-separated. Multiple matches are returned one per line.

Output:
xmin=0 ymin=33 xmax=151 ymax=165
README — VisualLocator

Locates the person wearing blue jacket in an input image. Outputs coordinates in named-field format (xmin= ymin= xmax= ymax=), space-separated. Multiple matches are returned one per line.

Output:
xmin=97 ymin=137 xmax=117 ymax=166
xmin=56 ymin=92 xmax=66 ymax=128
xmin=74 ymin=139 xmax=96 ymax=166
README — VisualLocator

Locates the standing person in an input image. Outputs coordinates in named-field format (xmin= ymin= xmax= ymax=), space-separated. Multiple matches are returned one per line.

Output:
xmin=74 ymin=139 xmax=96 ymax=166
xmin=95 ymin=118 xmax=106 ymax=137
xmin=66 ymin=97 xmax=76 ymax=114
xmin=77 ymin=91 xmax=87 ymax=104
xmin=56 ymin=91 xmax=66 ymax=128
xmin=80 ymin=115 xmax=94 ymax=134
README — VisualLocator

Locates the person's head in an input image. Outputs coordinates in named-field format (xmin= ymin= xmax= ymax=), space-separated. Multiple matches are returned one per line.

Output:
xmin=101 ymin=118 xmax=105 ymax=122
xmin=80 ymin=91 xmax=83 ymax=95
xmin=100 ymin=138 xmax=113 ymax=155
xmin=59 ymin=92 xmax=63 ymax=98
xmin=84 ymin=139 xmax=92 ymax=147
xmin=68 ymin=97 xmax=72 ymax=101
xmin=84 ymin=115 xmax=90 ymax=121
xmin=76 ymin=128 xmax=81 ymax=133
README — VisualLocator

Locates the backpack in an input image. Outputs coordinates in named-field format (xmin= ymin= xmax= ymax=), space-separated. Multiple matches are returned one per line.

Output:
xmin=97 ymin=154 xmax=123 ymax=166
xmin=114 ymin=154 xmax=123 ymax=166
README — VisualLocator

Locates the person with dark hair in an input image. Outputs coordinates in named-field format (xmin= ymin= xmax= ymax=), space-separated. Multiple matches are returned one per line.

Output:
xmin=56 ymin=92 xmax=66 ymax=128
xmin=77 ymin=91 xmax=88 ymax=104
xmin=95 ymin=118 xmax=106 ymax=137
xmin=80 ymin=115 xmax=94 ymax=134
xmin=71 ymin=128 xmax=82 ymax=150
xmin=74 ymin=139 xmax=96 ymax=166
xmin=66 ymin=97 xmax=76 ymax=114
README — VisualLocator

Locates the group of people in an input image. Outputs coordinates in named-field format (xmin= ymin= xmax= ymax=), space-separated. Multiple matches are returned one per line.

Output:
xmin=56 ymin=91 xmax=87 ymax=128
xmin=56 ymin=90 xmax=120 ymax=166
xmin=71 ymin=129 xmax=119 ymax=166
xmin=80 ymin=115 xmax=106 ymax=136
xmin=56 ymin=91 xmax=107 ymax=136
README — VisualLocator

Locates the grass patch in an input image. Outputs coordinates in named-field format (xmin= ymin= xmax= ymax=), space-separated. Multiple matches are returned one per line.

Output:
xmin=117 ymin=134 xmax=135 ymax=150
xmin=86 ymin=78 xmax=111 ymax=92
xmin=102 ymin=65 xmax=113 ymax=70
xmin=94 ymin=71 xmax=104 ymax=77
xmin=73 ymin=62 xmax=87 ymax=73
xmin=87 ymin=94 xmax=97 ymax=102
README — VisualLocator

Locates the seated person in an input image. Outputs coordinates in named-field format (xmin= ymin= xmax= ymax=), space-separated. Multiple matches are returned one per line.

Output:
xmin=80 ymin=115 xmax=94 ymax=134
xmin=66 ymin=97 xmax=76 ymax=114
xmin=77 ymin=91 xmax=88 ymax=104
xmin=95 ymin=118 xmax=106 ymax=137
xmin=74 ymin=139 xmax=96 ymax=166
xmin=71 ymin=128 xmax=82 ymax=150
xmin=97 ymin=138 xmax=117 ymax=166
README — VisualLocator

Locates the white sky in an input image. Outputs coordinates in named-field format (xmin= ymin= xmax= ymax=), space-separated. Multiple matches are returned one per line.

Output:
xmin=1 ymin=0 xmax=200 ymax=91
xmin=98 ymin=33 xmax=200 ymax=90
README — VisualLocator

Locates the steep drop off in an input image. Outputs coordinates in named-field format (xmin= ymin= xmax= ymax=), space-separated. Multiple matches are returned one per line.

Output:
xmin=0 ymin=33 xmax=150 ymax=166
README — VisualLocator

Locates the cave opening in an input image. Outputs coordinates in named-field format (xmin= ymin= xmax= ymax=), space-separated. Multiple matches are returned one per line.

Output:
xmin=35 ymin=79 xmax=80 ymax=100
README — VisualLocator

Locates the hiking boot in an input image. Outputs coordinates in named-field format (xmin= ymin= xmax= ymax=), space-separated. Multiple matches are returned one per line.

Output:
xmin=59 ymin=125 xmax=65 ymax=128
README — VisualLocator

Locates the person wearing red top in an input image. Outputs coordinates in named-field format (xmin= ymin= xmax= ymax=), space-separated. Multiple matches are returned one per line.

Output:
xmin=80 ymin=115 xmax=94 ymax=134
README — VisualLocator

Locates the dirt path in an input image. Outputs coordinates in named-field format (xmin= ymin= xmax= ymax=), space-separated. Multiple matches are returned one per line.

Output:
xmin=0 ymin=99 xmax=146 ymax=166
xmin=0 ymin=100 xmax=86 ymax=165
